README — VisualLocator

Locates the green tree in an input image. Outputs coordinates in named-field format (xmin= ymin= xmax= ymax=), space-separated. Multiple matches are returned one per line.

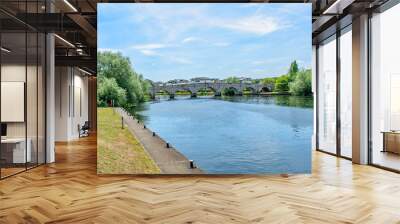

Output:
xmin=289 ymin=69 xmax=312 ymax=96
xmin=275 ymin=75 xmax=289 ymax=92
xmin=224 ymin=76 xmax=240 ymax=84
xmin=261 ymin=77 xmax=277 ymax=91
xmin=222 ymin=88 xmax=236 ymax=96
xmin=97 ymin=51 xmax=149 ymax=107
xmin=288 ymin=60 xmax=299 ymax=82
xmin=97 ymin=77 xmax=127 ymax=107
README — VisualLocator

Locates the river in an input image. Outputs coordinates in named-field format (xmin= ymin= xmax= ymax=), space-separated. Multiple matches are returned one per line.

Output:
xmin=134 ymin=95 xmax=313 ymax=174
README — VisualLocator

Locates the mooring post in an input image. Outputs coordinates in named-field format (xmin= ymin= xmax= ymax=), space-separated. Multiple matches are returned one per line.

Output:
xmin=121 ymin=116 xmax=124 ymax=129
xmin=189 ymin=160 xmax=195 ymax=169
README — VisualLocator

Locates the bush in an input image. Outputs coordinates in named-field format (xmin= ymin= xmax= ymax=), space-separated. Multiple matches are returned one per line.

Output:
xmin=275 ymin=75 xmax=289 ymax=92
xmin=97 ymin=77 xmax=127 ymax=106
xmin=222 ymin=88 xmax=236 ymax=96
xmin=289 ymin=69 xmax=312 ymax=96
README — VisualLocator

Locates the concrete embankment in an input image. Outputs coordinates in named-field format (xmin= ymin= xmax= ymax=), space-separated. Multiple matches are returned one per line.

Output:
xmin=115 ymin=108 xmax=203 ymax=174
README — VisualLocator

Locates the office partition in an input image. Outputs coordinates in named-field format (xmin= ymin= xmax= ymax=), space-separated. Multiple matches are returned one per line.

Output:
xmin=0 ymin=1 xmax=47 ymax=179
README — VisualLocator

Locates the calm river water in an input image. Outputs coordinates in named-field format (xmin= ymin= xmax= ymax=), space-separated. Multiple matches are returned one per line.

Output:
xmin=135 ymin=95 xmax=313 ymax=174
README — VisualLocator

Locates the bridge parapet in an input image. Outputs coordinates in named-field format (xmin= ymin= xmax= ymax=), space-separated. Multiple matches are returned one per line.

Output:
xmin=149 ymin=82 xmax=273 ymax=98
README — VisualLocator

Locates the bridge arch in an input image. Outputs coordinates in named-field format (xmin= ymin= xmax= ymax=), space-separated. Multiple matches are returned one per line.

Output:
xmin=153 ymin=89 xmax=173 ymax=99
xmin=196 ymin=87 xmax=216 ymax=97
xmin=155 ymin=89 xmax=171 ymax=95
xmin=259 ymin=86 xmax=271 ymax=93
xmin=222 ymin=86 xmax=240 ymax=96
xmin=174 ymin=88 xmax=193 ymax=96
xmin=241 ymin=86 xmax=257 ymax=95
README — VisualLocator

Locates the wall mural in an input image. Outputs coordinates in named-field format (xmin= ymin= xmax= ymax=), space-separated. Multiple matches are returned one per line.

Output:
xmin=97 ymin=3 xmax=313 ymax=174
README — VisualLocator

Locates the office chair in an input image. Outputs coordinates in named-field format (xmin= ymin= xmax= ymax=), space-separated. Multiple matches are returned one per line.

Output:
xmin=79 ymin=121 xmax=90 ymax=138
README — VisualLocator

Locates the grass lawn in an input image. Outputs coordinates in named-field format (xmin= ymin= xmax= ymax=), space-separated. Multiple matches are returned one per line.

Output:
xmin=97 ymin=107 xmax=160 ymax=174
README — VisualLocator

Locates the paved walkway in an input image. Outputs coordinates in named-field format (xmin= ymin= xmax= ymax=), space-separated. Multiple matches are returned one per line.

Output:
xmin=115 ymin=108 xmax=203 ymax=174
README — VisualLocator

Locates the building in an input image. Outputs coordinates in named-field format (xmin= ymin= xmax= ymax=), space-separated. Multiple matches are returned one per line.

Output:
xmin=153 ymin=81 xmax=164 ymax=87
xmin=166 ymin=79 xmax=189 ymax=85
xmin=238 ymin=77 xmax=253 ymax=84
xmin=190 ymin=77 xmax=219 ymax=83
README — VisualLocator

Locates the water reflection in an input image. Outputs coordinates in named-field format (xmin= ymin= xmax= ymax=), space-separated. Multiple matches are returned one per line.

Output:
xmin=130 ymin=95 xmax=313 ymax=174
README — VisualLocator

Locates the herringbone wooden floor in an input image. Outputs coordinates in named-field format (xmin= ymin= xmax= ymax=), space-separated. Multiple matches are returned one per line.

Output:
xmin=1 ymin=135 xmax=400 ymax=224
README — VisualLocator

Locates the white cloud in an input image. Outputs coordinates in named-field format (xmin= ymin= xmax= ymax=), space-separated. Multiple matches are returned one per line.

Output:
xmin=140 ymin=49 xmax=160 ymax=56
xmin=182 ymin=37 xmax=201 ymax=43
xmin=183 ymin=37 xmax=230 ymax=47
xmin=215 ymin=15 xmax=287 ymax=36
xmin=131 ymin=43 xmax=168 ymax=56
xmin=129 ymin=5 xmax=287 ymax=43
xmin=98 ymin=48 xmax=121 ymax=53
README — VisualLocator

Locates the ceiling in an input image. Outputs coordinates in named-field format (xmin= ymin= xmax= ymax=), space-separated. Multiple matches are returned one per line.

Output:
xmin=0 ymin=0 xmax=97 ymax=74
xmin=311 ymin=0 xmax=391 ymax=43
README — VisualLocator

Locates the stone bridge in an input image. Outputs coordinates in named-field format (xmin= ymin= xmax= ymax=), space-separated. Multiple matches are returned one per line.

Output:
xmin=149 ymin=82 xmax=273 ymax=98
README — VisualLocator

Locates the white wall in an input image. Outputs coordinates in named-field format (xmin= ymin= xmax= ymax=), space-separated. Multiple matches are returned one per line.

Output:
xmin=55 ymin=66 xmax=70 ymax=141
xmin=55 ymin=67 xmax=89 ymax=141
xmin=71 ymin=72 xmax=89 ymax=138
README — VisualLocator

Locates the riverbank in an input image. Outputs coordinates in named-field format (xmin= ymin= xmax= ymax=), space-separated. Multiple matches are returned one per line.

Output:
xmin=97 ymin=108 xmax=160 ymax=174
xmin=115 ymin=107 xmax=203 ymax=174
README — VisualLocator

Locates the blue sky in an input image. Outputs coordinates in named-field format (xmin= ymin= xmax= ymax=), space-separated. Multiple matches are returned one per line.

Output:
xmin=98 ymin=3 xmax=311 ymax=82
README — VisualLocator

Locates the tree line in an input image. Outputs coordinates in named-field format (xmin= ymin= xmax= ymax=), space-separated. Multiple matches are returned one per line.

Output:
xmin=224 ymin=61 xmax=312 ymax=96
xmin=97 ymin=52 xmax=312 ymax=109
xmin=97 ymin=51 xmax=150 ymax=108
xmin=259 ymin=61 xmax=312 ymax=96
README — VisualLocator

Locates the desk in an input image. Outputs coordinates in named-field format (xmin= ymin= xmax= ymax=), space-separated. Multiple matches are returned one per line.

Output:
xmin=1 ymin=138 xmax=31 ymax=163
xmin=381 ymin=131 xmax=400 ymax=154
